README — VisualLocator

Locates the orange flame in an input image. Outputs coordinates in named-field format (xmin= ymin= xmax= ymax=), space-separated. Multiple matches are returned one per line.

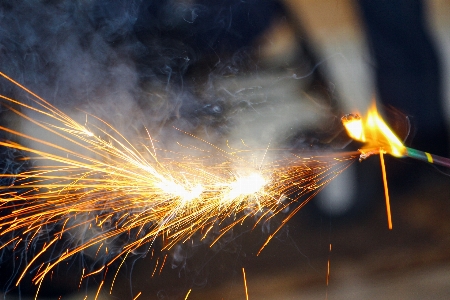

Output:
xmin=341 ymin=101 xmax=406 ymax=158
xmin=341 ymin=101 xmax=406 ymax=230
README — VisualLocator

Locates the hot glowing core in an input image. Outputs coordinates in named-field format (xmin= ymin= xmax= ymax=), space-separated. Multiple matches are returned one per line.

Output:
xmin=341 ymin=102 xmax=406 ymax=157
xmin=157 ymin=179 xmax=203 ymax=203
xmin=225 ymin=173 xmax=267 ymax=202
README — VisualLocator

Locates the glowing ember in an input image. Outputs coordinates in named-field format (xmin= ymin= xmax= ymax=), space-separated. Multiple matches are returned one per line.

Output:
xmin=341 ymin=101 xmax=406 ymax=157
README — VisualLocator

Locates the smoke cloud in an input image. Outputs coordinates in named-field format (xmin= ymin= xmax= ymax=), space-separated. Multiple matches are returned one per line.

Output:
xmin=0 ymin=0 xmax=336 ymax=151
xmin=0 ymin=1 xmax=342 ymax=297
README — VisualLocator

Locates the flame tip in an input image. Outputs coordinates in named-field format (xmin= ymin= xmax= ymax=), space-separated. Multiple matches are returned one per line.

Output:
xmin=342 ymin=103 xmax=406 ymax=157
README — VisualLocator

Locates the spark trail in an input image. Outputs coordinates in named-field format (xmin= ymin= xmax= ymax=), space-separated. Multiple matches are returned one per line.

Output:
xmin=0 ymin=72 xmax=357 ymax=297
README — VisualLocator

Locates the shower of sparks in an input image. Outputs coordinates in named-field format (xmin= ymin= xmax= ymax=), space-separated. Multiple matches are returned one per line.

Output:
xmin=0 ymin=72 xmax=358 ymax=297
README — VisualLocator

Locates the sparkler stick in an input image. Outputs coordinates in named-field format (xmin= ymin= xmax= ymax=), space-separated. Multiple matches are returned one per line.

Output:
xmin=405 ymin=147 xmax=450 ymax=169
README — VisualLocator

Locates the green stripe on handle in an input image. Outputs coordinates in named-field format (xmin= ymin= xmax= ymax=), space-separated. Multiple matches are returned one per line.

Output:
xmin=405 ymin=147 xmax=450 ymax=168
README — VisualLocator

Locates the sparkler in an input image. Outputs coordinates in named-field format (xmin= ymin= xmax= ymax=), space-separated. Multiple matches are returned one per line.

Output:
xmin=0 ymin=72 xmax=358 ymax=298
xmin=341 ymin=101 xmax=450 ymax=168
xmin=341 ymin=101 xmax=450 ymax=229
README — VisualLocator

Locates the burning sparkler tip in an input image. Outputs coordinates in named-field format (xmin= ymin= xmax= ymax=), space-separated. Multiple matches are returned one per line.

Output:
xmin=341 ymin=102 xmax=406 ymax=158
xmin=341 ymin=113 xmax=361 ymax=122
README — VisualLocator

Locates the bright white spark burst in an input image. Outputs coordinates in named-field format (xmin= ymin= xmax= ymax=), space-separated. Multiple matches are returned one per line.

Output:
xmin=0 ymin=72 xmax=357 ymax=299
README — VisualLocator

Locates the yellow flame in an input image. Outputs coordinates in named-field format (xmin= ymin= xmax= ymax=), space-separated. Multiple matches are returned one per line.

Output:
xmin=341 ymin=101 xmax=406 ymax=157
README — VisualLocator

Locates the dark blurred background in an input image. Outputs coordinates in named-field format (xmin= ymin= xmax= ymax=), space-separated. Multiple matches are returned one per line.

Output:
xmin=1 ymin=0 xmax=450 ymax=299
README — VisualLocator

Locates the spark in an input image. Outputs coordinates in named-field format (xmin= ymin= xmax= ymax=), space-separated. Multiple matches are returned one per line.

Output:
xmin=0 ymin=72 xmax=358 ymax=296
xmin=184 ymin=289 xmax=192 ymax=300
xmin=379 ymin=151 xmax=392 ymax=229
xmin=326 ymin=243 xmax=332 ymax=300
xmin=133 ymin=291 xmax=142 ymax=300
xmin=326 ymin=243 xmax=331 ymax=286
xmin=242 ymin=268 xmax=249 ymax=300
xmin=159 ymin=254 xmax=168 ymax=275
xmin=151 ymin=257 xmax=160 ymax=278
xmin=95 ymin=280 xmax=104 ymax=300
